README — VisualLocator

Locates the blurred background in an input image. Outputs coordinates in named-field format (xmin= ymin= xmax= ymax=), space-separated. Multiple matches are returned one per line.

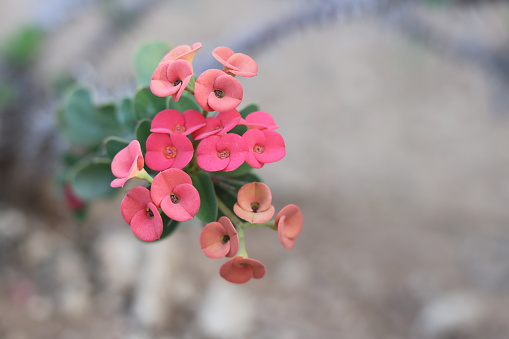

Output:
xmin=1 ymin=0 xmax=509 ymax=338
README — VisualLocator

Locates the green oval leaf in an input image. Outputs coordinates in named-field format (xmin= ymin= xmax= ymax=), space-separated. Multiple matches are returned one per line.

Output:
xmin=191 ymin=171 xmax=218 ymax=224
xmin=135 ymin=119 xmax=151 ymax=154
xmin=134 ymin=41 xmax=171 ymax=87
xmin=104 ymin=136 xmax=130 ymax=160
xmin=133 ymin=87 xmax=167 ymax=121
xmin=71 ymin=159 xmax=115 ymax=201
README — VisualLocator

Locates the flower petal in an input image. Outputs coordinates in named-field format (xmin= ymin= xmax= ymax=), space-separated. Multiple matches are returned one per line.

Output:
xmin=160 ymin=183 xmax=200 ymax=221
xmin=150 ymin=168 xmax=193 ymax=206
xmin=236 ymin=182 xmax=273 ymax=212
xmin=130 ymin=202 xmax=163 ymax=242
xmin=120 ymin=186 xmax=152 ymax=224
xmin=200 ymin=221 xmax=230 ymax=259
xmin=233 ymin=203 xmax=275 ymax=224
xmin=151 ymin=109 xmax=184 ymax=134
xmin=219 ymin=256 xmax=266 ymax=284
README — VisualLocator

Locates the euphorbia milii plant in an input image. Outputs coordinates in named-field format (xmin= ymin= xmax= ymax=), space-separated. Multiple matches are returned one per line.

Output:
xmin=60 ymin=41 xmax=303 ymax=284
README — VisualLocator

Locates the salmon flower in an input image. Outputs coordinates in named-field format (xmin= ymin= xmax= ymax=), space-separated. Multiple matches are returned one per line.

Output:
xmin=219 ymin=256 xmax=266 ymax=284
xmin=192 ymin=109 xmax=241 ymax=140
xmin=150 ymin=169 xmax=200 ymax=222
xmin=275 ymin=204 xmax=303 ymax=250
xmin=145 ymin=133 xmax=194 ymax=171
xmin=161 ymin=42 xmax=202 ymax=63
xmin=240 ymin=111 xmax=279 ymax=130
xmin=150 ymin=59 xmax=193 ymax=100
xmin=200 ymin=216 xmax=239 ymax=259
xmin=196 ymin=133 xmax=248 ymax=172
xmin=110 ymin=140 xmax=144 ymax=188
xmin=242 ymin=129 xmax=286 ymax=169
xmin=151 ymin=109 xmax=206 ymax=136
xmin=121 ymin=186 xmax=163 ymax=242
xmin=194 ymin=69 xmax=243 ymax=112
xmin=233 ymin=182 xmax=275 ymax=223
xmin=212 ymin=47 xmax=258 ymax=77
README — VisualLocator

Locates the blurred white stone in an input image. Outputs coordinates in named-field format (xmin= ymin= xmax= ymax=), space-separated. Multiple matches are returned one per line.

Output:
xmin=411 ymin=291 xmax=486 ymax=339
xmin=197 ymin=277 xmax=254 ymax=338
xmin=0 ymin=209 xmax=27 ymax=239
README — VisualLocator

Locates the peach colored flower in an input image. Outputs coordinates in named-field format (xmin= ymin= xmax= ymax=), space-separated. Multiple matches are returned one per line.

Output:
xmin=242 ymin=129 xmax=285 ymax=169
xmin=212 ymin=47 xmax=258 ymax=77
xmin=151 ymin=109 xmax=206 ymax=136
xmin=161 ymin=42 xmax=202 ymax=63
xmin=145 ymin=133 xmax=194 ymax=171
xmin=196 ymin=133 xmax=248 ymax=172
xmin=233 ymin=182 xmax=275 ymax=223
xmin=275 ymin=204 xmax=303 ymax=250
xmin=150 ymin=59 xmax=193 ymax=100
xmin=111 ymin=140 xmax=144 ymax=188
xmin=194 ymin=69 xmax=243 ymax=112
xmin=121 ymin=186 xmax=163 ymax=242
xmin=240 ymin=111 xmax=279 ymax=130
xmin=150 ymin=169 xmax=200 ymax=222
xmin=192 ymin=109 xmax=241 ymax=140
xmin=220 ymin=256 xmax=266 ymax=284
xmin=200 ymin=217 xmax=239 ymax=259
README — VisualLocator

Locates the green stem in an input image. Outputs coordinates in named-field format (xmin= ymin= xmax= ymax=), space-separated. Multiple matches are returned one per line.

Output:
xmin=185 ymin=85 xmax=194 ymax=95
xmin=241 ymin=220 xmax=277 ymax=231
xmin=236 ymin=226 xmax=248 ymax=257
xmin=134 ymin=169 xmax=153 ymax=184
xmin=216 ymin=197 xmax=242 ymax=225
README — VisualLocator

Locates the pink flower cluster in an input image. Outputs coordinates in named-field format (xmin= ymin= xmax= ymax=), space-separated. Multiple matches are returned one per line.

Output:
xmin=108 ymin=42 xmax=302 ymax=283
xmin=200 ymin=182 xmax=303 ymax=284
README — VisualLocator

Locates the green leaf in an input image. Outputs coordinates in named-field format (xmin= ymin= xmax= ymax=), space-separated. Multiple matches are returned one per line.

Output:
xmin=135 ymin=119 xmax=151 ymax=154
xmin=2 ymin=25 xmax=44 ymax=68
xmin=134 ymin=41 xmax=171 ymax=87
xmin=191 ymin=172 xmax=218 ymax=223
xmin=214 ymin=184 xmax=237 ymax=220
xmin=133 ymin=87 xmax=167 ymax=120
xmin=167 ymin=90 xmax=200 ymax=112
xmin=59 ymin=86 xmax=125 ymax=147
xmin=71 ymin=159 xmax=116 ymax=201
xmin=117 ymin=97 xmax=136 ymax=130
xmin=104 ymin=136 xmax=130 ymax=159
xmin=239 ymin=103 xmax=259 ymax=118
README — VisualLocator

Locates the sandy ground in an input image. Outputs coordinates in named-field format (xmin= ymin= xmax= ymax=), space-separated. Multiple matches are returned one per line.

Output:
xmin=1 ymin=0 xmax=509 ymax=338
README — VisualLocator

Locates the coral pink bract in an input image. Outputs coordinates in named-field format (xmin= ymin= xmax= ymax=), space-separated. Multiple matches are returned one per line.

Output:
xmin=150 ymin=169 xmax=200 ymax=222
xmin=194 ymin=69 xmax=243 ymax=112
xmin=242 ymin=129 xmax=286 ymax=169
xmin=111 ymin=140 xmax=144 ymax=188
xmin=196 ymin=134 xmax=248 ymax=172
xmin=150 ymin=59 xmax=193 ymax=100
xmin=240 ymin=111 xmax=279 ymax=130
xmin=161 ymin=42 xmax=202 ymax=63
xmin=151 ymin=109 xmax=206 ymax=135
xmin=275 ymin=204 xmax=303 ymax=250
xmin=219 ymin=256 xmax=266 ymax=284
xmin=192 ymin=109 xmax=241 ymax=140
xmin=200 ymin=216 xmax=239 ymax=259
xmin=233 ymin=182 xmax=275 ymax=223
xmin=121 ymin=186 xmax=163 ymax=242
xmin=212 ymin=47 xmax=258 ymax=77
xmin=145 ymin=133 xmax=194 ymax=171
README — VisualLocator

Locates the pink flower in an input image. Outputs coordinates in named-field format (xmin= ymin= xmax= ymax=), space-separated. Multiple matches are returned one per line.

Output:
xmin=196 ymin=134 xmax=248 ymax=172
xmin=111 ymin=140 xmax=144 ymax=188
xmin=242 ymin=129 xmax=285 ymax=168
xmin=219 ymin=256 xmax=266 ymax=284
xmin=151 ymin=109 xmax=206 ymax=135
xmin=275 ymin=204 xmax=303 ymax=250
xmin=233 ymin=182 xmax=275 ymax=223
xmin=240 ymin=111 xmax=279 ymax=130
xmin=194 ymin=69 xmax=243 ymax=112
xmin=212 ymin=47 xmax=258 ymax=77
xmin=145 ymin=133 xmax=194 ymax=171
xmin=192 ymin=109 xmax=241 ymax=140
xmin=150 ymin=59 xmax=193 ymax=100
xmin=161 ymin=42 xmax=202 ymax=63
xmin=150 ymin=169 xmax=200 ymax=222
xmin=200 ymin=216 xmax=239 ymax=259
xmin=121 ymin=186 xmax=163 ymax=242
